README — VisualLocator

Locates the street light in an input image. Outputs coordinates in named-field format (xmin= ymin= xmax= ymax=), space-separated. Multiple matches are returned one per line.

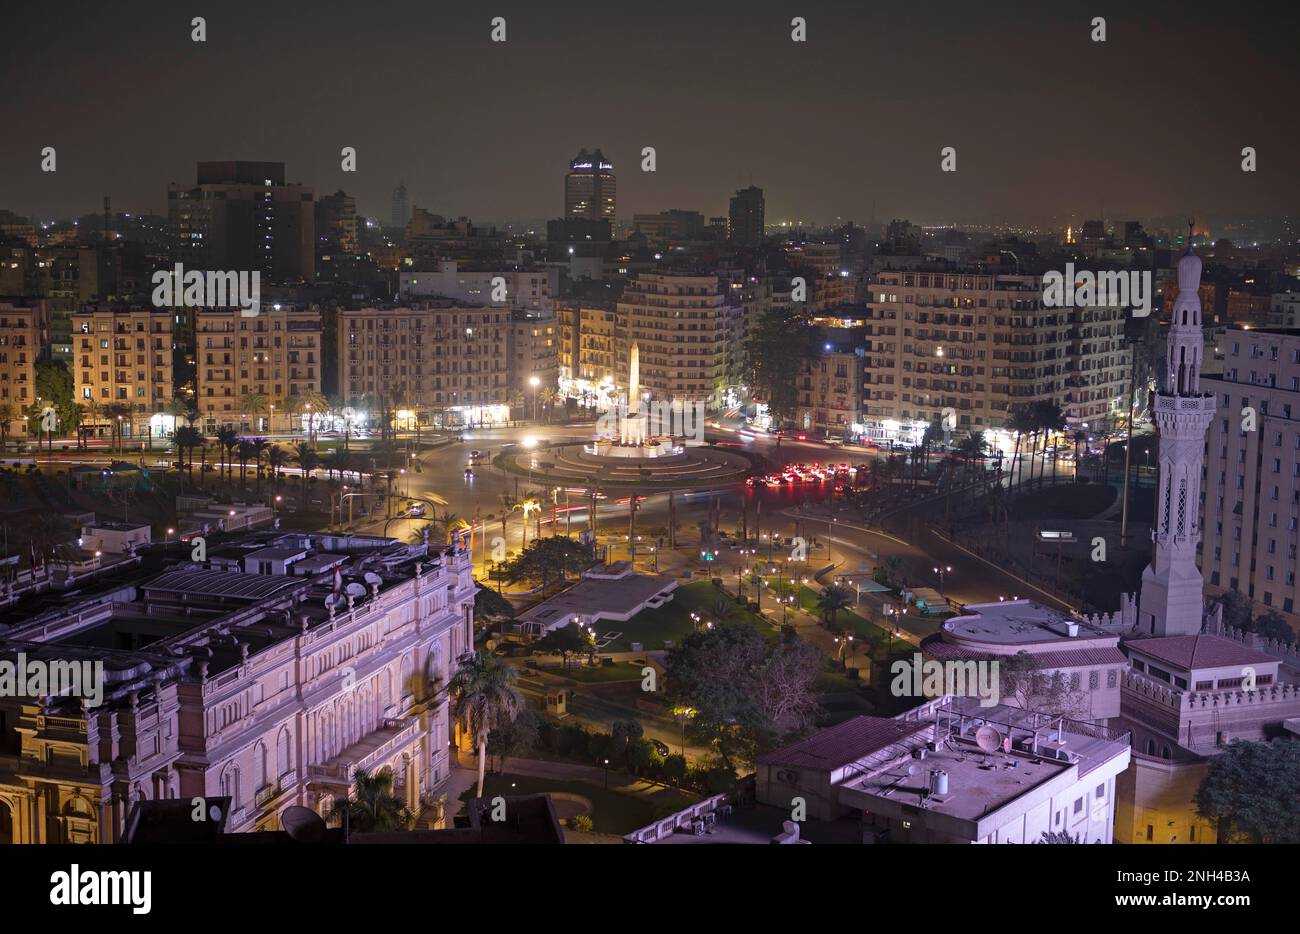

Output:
xmin=933 ymin=565 xmax=952 ymax=596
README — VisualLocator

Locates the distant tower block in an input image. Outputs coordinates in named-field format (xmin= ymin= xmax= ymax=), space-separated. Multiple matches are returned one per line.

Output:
xmin=1138 ymin=223 xmax=1217 ymax=636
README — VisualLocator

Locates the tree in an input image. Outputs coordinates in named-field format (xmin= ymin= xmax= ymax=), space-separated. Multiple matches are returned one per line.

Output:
xmin=328 ymin=767 xmax=411 ymax=833
xmin=267 ymin=444 xmax=289 ymax=486
xmin=1218 ymin=590 xmax=1252 ymax=631
xmin=292 ymin=441 xmax=320 ymax=508
xmin=171 ymin=425 xmax=204 ymax=487
xmin=239 ymin=392 xmax=268 ymax=432
xmin=816 ymin=586 xmax=854 ymax=630
xmin=1195 ymin=739 xmax=1300 ymax=843
xmin=505 ymin=537 xmax=595 ymax=593
xmin=666 ymin=623 xmax=821 ymax=770
xmin=448 ymin=650 xmax=524 ymax=798
xmin=999 ymin=651 xmax=1087 ymax=718
xmin=236 ymin=440 xmax=256 ymax=489
xmin=485 ymin=705 xmax=539 ymax=772
xmin=744 ymin=304 xmax=813 ymax=423
xmin=1252 ymin=609 xmax=1295 ymax=646
xmin=1007 ymin=404 xmax=1034 ymax=491
xmin=0 ymin=402 xmax=15 ymax=452
xmin=215 ymin=427 xmax=239 ymax=482
xmin=535 ymin=622 xmax=595 ymax=669
xmin=611 ymin=718 xmax=644 ymax=762
xmin=251 ymin=438 xmax=271 ymax=494
xmin=474 ymin=584 xmax=516 ymax=623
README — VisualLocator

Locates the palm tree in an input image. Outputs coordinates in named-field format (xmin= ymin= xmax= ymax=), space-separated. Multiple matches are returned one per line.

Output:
xmin=448 ymin=650 xmax=524 ymax=798
xmin=292 ymin=441 xmax=320 ymax=507
xmin=239 ymin=392 xmax=269 ymax=433
xmin=955 ymin=430 xmax=986 ymax=486
xmin=816 ymin=586 xmax=854 ymax=630
xmin=215 ymin=427 xmax=239 ymax=482
xmin=78 ymin=399 xmax=102 ymax=450
xmin=267 ymin=444 xmax=289 ymax=486
xmin=1032 ymin=400 xmax=1066 ymax=489
xmin=251 ymin=439 xmax=272 ymax=494
xmin=0 ymin=402 xmax=15 ymax=453
xmin=236 ymin=440 xmax=257 ymax=489
xmin=1007 ymin=404 xmax=1034 ymax=492
xmin=297 ymin=390 xmax=328 ymax=439
xmin=328 ymin=767 xmax=411 ymax=834
xmin=172 ymin=425 xmax=204 ymax=488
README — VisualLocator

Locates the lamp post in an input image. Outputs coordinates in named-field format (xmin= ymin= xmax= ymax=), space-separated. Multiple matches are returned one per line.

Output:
xmin=933 ymin=564 xmax=952 ymax=596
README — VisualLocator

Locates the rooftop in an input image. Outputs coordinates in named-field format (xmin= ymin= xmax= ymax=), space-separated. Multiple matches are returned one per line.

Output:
xmin=757 ymin=716 xmax=930 ymax=771
xmin=1125 ymin=634 xmax=1274 ymax=672
xmin=938 ymin=598 xmax=1112 ymax=647
xmin=516 ymin=569 xmax=677 ymax=632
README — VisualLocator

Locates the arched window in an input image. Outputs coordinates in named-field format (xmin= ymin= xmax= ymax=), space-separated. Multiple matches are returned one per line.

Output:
xmin=221 ymin=764 xmax=241 ymax=808
xmin=277 ymin=728 xmax=291 ymax=778
xmin=1145 ymin=739 xmax=1156 ymax=756
xmin=400 ymin=653 xmax=414 ymax=700
xmin=254 ymin=742 xmax=269 ymax=789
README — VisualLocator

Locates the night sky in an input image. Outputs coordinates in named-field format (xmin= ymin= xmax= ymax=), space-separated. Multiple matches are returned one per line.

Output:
xmin=3 ymin=0 xmax=1296 ymax=225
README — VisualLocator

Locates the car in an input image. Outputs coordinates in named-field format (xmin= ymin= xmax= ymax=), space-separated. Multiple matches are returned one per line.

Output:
xmin=652 ymin=739 xmax=671 ymax=757
xmin=468 ymin=449 xmax=482 ymax=461
xmin=464 ymin=468 xmax=475 ymax=479
xmin=407 ymin=505 xmax=426 ymax=518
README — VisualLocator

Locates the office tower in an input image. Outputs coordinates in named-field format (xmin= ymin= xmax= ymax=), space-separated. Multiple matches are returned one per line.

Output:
xmin=564 ymin=149 xmax=616 ymax=223
xmin=391 ymin=181 xmax=410 ymax=229
xmin=728 ymin=186 xmax=765 ymax=247
xmin=168 ymin=161 xmax=315 ymax=281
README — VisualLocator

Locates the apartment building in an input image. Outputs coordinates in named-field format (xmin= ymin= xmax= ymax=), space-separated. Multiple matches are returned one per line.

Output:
xmin=338 ymin=302 xmax=510 ymax=428
xmin=796 ymin=350 xmax=862 ymax=437
xmin=0 ymin=532 xmax=475 ymax=843
xmin=195 ymin=305 xmax=323 ymax=433
xmin=71 ymin=304 xmax=174 ymax=443
xmin=398 ymin=260 xmax=557 ymax=315
xmin=863 ymin=269 xmax=1130 ymax=442
xmin=508 ymin=311 xmax=558 ymax=400
xmin=556 ymin=303 xmax=624 ymax=407
xmin=0 ymin=299 xmax=44 ymax=437
xmin=618 ymin=272 xmax=742 ymax=408
xmin=1200 ymin=326 xmax=1300 ymax=623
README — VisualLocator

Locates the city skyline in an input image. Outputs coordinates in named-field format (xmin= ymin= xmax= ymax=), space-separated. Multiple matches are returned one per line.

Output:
xmin=3 ymin=1 xmax=1299 ymax=224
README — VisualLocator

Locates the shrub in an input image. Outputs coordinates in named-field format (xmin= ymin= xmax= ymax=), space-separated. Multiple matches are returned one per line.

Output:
xmin=569 ymin=814 xmax=593 ymax=833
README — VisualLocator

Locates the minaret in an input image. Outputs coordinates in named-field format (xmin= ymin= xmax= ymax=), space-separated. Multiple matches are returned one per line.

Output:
xmin=1137 ymin=224 xmax=1216 ymax=635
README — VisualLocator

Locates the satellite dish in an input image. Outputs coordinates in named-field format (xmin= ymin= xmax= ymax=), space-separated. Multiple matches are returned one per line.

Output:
xmin=975 ymin=725 xmax=1004 ymax=754
xmin=345 ymin=583 xmax=367 ymax=597
xmin=363 ymin=572 xmax=383 ymax=586
xmin=281 ymin=805 xmax=326 ymax=843
xmin=906 ymin=764 xmax=918 ymax=776
xmin=323 ymin=594 xmax=339 ymax=607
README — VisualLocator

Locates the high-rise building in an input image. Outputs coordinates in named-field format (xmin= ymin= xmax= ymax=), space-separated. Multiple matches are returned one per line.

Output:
xmin=71 ymin=304 xmax=174 ymax=444
xmin=0 ymin=299 xmax=45 ymax=436
xmin=338 ymin=302 xmax=510 ymax=429
xmin=194 ymin=305 xmax=323 ymax=433
xmin=1200 ymin=326 xmax=1300 ymax=624
xmin=618 ymin=273 xmax=741 ymax=407
xmin=863 ymin=269 xmax=1130 ymax=444
xmin=1138 ymin=245 xmax=1217 ymax=637
xmin=168 ymin=161 xmax=315 ymax=282
xmin=727 ymin=186 xmax=765 ymax=247
xmin=316 ymin=190 xmax=358 ymax=253
xmin=399 ymin=261 xmax=556 ymax=314
xmin=564 ymin=149 xmax=616 ymax=223
xmin=391 ymin=181 xmax=410 ymax=229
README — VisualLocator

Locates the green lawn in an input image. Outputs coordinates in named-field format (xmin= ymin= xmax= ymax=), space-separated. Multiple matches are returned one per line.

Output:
xmin=550 ymin=661 xmax=644 ymax=683
xmin=597 ymin=581 xmax=778 ymax=652
xmin=462 ymin=771 xmax=699 ymax=835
